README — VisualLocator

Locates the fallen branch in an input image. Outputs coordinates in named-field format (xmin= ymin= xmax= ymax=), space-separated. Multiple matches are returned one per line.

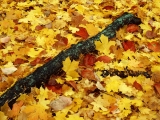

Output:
xmin=102 ymin=68 xmax=151 ymax=78
xmin=0 ymin=12 xmax=142 ymax=106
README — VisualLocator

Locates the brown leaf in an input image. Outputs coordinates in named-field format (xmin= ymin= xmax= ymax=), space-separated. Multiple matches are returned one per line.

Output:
xmin=145 ymin=30 xmax=157 ymax=39
xmin=13 ymin=58 xmax=28 ymax=65
xmin=70 ymin=12 xmax=84 ymax=27
xmin=151 ymin=71 xmax=160 ymax=83
xmin=67 ymin=81 xmax=78 ymax=92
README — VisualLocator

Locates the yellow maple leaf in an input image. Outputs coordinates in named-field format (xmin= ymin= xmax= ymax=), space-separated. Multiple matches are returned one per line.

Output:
xmin=118 ymin=98 xmax=131 ymax=111
xmin=36 ymin=87 xmax=48 ymax=100
xmin=124 ymin=33 xmax=134 ymax=40
xmin=56 ymin=78 xmax=65 ymax=84
xmin=94 ymin=0 xmax=103 ymax=4
xmin=52 ymin=20 xmax=66 ymax=29
xmin=115 ymin=1 xmax=123 ymax=9
xmin=151 ymin=65 xmax=160 ymax=72
xmin=0 ymin=111 xmax=7 ymax=120
xmin=17 ymin=1 xmax=36 ymax=8
xmin=119 ymin=82 xmax=133 ymax=96
xmin=66 ymin=115 xmax=84 ymax=120
xmin=140 ymin=20 xmax=152 ymax=34
xmin=153 ymin=0 xmax=160 ymax=8
xmin=54 ymin=111 xmax=66 ymax=120
xmin=119 ymin=109 xmax=131 ymax=118
xmin=67 ymin=34 xmax=77 ymax=45
xmin=64 ymin=86 xmax=75 ymax=96
xmin=62 ymin=57 xmax=80 ymax=81
xmin=19 ymin=7 xmax=50 ymax=30
xmin=36 ymin=36 xmax=46 ymax=47
xmin=0 ymin=19 xmax=15 ymax=29
xmin=27 ymin=48 xmax=44 ymax=58
xmin=131 ymin=99 xmax=143 ymax=107
xmin=91 ymin=95 xmax=109 ymax=112
xmin=71 ymin=98 xmax=83 ymax=112
xmin=94 ymin=61 xmax=108 ymax=70
xmin=139 ymin=107 xmax=151 ymax=114
xmin=2 ymin=45 xmax=13 ymax=54
xmin=95 ymin=34 xmax=115 ymax=55
xmin=23 ymin=104 xmax=48 ymax=120
xmin=85 ymin=24 xmax=99 ymax=36
xmin=105 ymin=76 xmax=122 ymax=93
xmin=49 ymin=0 xmax=59 ymax=5
xmin=152 ymin=21 xmax=160 ymax=30
xmin=75 ymin=5 xmax=85 ymax=15
xmin=128 ymin=59 xmax=140 ymax=69
xmin=91 ymin=101 xmax=108 ymax=112
xmin=36 ymin=87 xmax=50 ymax=109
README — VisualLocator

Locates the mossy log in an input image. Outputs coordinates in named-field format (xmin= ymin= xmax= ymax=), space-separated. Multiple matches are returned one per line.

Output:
xmin=0 ymin=13 xmax=142 ymax=106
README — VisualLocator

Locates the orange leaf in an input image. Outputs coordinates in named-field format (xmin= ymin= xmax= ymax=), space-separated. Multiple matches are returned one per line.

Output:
xmin=126 ymin=24 xmax=139 ymax=33
xmin=147 ymin=41 xmax=160 ymax=52
xmin=109 ymin=104 xmax=118 ymax=113
xmin=96 ymin=55 xmax=112 ymax=63
xmin=154 ymin=83 xmax=160 ymax=95
xmin=67 ymin=81 xmax=78 ymax=92
xmin=8 ymin=101 xmax=23 ymax=118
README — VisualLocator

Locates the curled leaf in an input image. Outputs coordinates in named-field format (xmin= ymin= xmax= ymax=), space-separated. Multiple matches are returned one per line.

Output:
xmin=50 ymin=96 xmax=72 ymax=111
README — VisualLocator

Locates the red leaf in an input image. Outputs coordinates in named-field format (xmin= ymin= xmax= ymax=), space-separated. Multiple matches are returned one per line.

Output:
xmin=122 ymin=41 xmax=136 ymax=52
xmin=103 ymin=6 xmax=114 ymax=10
xmin=75 ymin=27 xmax=89 ymax=39
xmin=133 ymin=81 xmax=142 ymax=90
xmin=14 ymin=26 xmax=18 ymax=31
xmin=126 ymin=24 xmax=139 ymax=33
xmin=53 ymin=34 xmax=68 ymax=48
xmin=46 ymin=85 xmax=62 ymax=94
xmin=83 ymin=54 xmax=96 ymax=66
xmin=96 ymin=55 xmax=112 ymax=63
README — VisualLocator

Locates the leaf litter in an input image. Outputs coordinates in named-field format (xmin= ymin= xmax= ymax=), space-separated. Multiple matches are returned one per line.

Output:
xmin=0 ymin=0 xmax=160 ymax=120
